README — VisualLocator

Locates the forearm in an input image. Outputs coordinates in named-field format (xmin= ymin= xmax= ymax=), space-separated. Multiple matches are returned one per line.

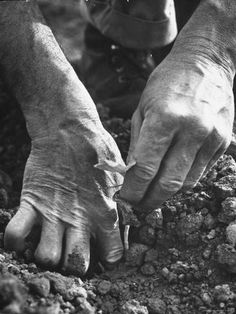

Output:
xmin=0 ymin=1 xmax=99 ymax=138
xmin=172 ymin=0 xmax=236 ymax=78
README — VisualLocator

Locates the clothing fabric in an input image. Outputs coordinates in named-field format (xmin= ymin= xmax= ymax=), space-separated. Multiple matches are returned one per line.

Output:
xmin=80 ymin=0 xmax=201 ymax=49
xmin=79 ymin=0 xmax=178 ymax=49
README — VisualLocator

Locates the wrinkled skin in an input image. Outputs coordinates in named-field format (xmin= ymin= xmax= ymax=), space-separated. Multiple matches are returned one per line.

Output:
xmin=4 ymin=97 xmax=125 ymax=275
xmin=2 ymin=2 xmax=124 ymax=276
xmin=4 ymin=93 xmax=125 ymax=275
xmin=120 ymin=0 xmax=236 ymax=209
xmin=3 ymin=0 xmax=236 ymax=275
xmin=120 ymin=51 xmax=234 ymax=209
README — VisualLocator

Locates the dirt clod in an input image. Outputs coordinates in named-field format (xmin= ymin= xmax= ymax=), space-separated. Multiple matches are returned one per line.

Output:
xmin=44 ymin=272 xmax=78 ymax=300
xmin=226 ymin=223 xmax=236 ymax=246
xmin=139 ymin=225 xmax=156 ymax=246
xmin=120 ymin=299 xmax=148 ymax=314
xmin=218 ymin=197 xmax=236 ymax=224
xmin=76 ymin=297 xmax=96 ymax=314
xmin=125 ymin=243 xmax=149 ymax=267
xmin=74 ymin=286 xmax=87 ymax=299
xmin=140 ymin=263 xmax=155 ymax=276
xmin=0 ymin=276 xmax=25 ymax=313
xmin=145 ymin=209 xmax=163 ymax=229
xmin=216 ymin=243 xmax=236 ymax=273
xmin=144 ymin=248 xmax=158 ymax=263
xmin=176 ymin=212 xmax=204 ymax=239
xmin=203 ymin=213 xmax=216 ymax=229
xmin=147 ymin=297 xmax=166 ymax=314
xmin=2 ymin=5 xmax=236 ymax=313
xmin=214 ymin=175 xmax=236 ymax=199
xmin=213 ymin=284 xmax=235 ymax=303
xmin=97 ymin=280 xmax=112 ymax=295
xmin=28 ymin=276 xmax=51 ymax=297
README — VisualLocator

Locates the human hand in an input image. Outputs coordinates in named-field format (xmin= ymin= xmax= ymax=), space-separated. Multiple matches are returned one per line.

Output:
xmin=120 ymin=50 xmax=234 ymax=210
xmin=4 ymin=92 xmax=125 ymax=276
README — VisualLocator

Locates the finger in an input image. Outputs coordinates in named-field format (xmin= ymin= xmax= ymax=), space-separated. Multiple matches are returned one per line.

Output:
xmin=35 ymin=218 xmax=64 ymax=267
xmin=97 ymin=225 xmax=123 ymax=266
xmin=120 ymin=114 xmax=175 ymax=203
xmin=126 ymin=110 xmax=142 ymax=164
xmin=63 ymin=224 xmax=90 ymax=276
xmin=202 ymin=145 xmax=227 ymax=178
xmin=202 ymin=140 xmax=230 ymax=179
xmin=184 ymin=132 xmax=228 ymax=188
xmin=4 ymin=201 xmax=38 ymax=253
xmin=227 ymin=130 xmax=236 ymax=156
xmin=140 ymin=135 xmax=204 ymax=209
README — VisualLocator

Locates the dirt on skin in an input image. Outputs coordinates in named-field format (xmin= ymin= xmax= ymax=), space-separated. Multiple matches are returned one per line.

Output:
xmin=1 ymin=2 xmax=236 ymax=314
xmin=2 ymin=86 xmax=236 ymax=314
xmin=67 ymin=247 xmax=88 ymax=276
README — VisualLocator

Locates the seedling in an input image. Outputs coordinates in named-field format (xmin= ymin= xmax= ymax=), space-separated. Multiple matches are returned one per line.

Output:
xmin=95 ymin=159 xmax=140 ymax=250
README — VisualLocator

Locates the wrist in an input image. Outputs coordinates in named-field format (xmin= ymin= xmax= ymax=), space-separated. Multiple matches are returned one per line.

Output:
xmin=0 ymin=2 xmax=103 ymax=140
xmin=24 ymin=72 xmax=103 ymax=140
xmin=172 ymin=0 xmax=236 ymax=79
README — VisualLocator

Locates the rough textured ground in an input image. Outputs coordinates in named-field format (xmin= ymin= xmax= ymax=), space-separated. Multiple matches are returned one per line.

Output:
xmin=1 ymin=2 xmax=236 ymax=314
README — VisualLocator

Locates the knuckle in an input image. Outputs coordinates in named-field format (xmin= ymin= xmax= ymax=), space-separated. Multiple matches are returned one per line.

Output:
xmin=159 ymin=178 xmax=183 ymax=195
xmin=188 ymin=117 xmax=212 ymax=138
xmin=223 ymin=136 xmax=232 ymax=150
xmin=220 ymin=135 xmax=231 ymax=151
xmin=133 ymin=164 xmax=156 ymax=183
xmin=159 ymin=110 xmax=212 ymax=141
xmin=98 ymin=230 xmax=123 ymax=263
xmin=121 ymin=164 xmax=157 ymax=203
xmin=176 ymin=113 xmax=212 ymax=140
xmin=205 ymin=125 xmax=232 ymax=154
xmin=103 ymin=246 xmax=123 ymax=264
xmin=213 ymin=126 xmax=232 ymax=145
xmin=100 ymin=207 xmax=119 ymax=230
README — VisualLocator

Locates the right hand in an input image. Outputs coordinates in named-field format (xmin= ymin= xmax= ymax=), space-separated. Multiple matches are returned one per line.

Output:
xmin=120 ymin=50 xmax=234 ymax=210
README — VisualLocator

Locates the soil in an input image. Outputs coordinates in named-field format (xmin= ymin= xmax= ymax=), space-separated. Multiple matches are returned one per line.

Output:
xmin=1 ymin=2 xmax=236 ymax=314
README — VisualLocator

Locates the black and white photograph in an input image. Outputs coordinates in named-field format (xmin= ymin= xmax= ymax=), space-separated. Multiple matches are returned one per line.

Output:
xmin=0 ymin=1 xmax=236 ymax=313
